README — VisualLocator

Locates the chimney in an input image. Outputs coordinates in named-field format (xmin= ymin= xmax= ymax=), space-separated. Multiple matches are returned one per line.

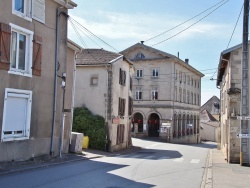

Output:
xmin=185 ymin=58 xmax=189 ymax=64
xmin=141 ymin=41 xmax=144 ymax=44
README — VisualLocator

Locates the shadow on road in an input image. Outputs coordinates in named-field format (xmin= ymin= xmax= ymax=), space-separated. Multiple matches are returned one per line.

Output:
xmin=0 ymin=159 xmax=154 ymax=188
xmin=114 ymin=148 xmax=183 ymax=160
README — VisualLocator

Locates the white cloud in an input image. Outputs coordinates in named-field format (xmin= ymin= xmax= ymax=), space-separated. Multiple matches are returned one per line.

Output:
xmin=68 ymin=11 xmax=230 ymax=46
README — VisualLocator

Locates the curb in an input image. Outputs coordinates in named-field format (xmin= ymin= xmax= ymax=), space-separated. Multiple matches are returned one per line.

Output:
xmin=201 ymin=149 xmax=213 ymax=188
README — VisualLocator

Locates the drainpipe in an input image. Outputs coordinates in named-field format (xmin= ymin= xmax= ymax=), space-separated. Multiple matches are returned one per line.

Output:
xmin=50 ymin=8 xmax=60 ymax=156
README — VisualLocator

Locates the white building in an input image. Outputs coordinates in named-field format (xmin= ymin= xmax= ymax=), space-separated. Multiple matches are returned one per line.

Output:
xmin=74 ymin=49 xmax=133 ymax=151
xmin=121 ymin=42 xmax=204 ymax=144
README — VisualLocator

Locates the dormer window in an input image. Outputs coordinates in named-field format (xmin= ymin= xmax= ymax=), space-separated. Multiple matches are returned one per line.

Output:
xmin=135 ymin=53 xmax=145 ymax=60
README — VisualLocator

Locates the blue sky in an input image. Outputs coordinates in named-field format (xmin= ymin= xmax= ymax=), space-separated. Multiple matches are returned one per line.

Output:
xmin=68 ymin=0 xmax=244 ymax=105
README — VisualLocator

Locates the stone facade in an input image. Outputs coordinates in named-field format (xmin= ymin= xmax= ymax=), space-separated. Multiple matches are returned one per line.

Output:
xmin=217 ymin=43 xmax=245 ymax=163
xmin=121 ymin=42 xmax=204 ymax=144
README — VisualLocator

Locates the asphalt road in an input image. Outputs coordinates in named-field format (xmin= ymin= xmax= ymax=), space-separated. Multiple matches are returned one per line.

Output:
xmin=0 ymin=138 xmax=216 ymax=188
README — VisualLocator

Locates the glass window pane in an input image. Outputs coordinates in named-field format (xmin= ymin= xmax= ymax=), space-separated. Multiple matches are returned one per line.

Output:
xmin=18 ymin=33 xmax=26 ymax=70
xmin=11 ymin=31 xmax=17 ymax=69
xmin=15 ymin=0 xmax=24 ymax=13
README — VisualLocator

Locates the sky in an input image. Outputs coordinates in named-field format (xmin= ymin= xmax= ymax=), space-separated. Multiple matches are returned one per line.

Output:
xmin=68 ymin=0 xmax=244 ymax=105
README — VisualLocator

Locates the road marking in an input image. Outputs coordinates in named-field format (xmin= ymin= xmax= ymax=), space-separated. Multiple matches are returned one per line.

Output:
xmin=159 ymin=156 xmax=171 ymax=160
xmin=190 ymin=159 xmax=200 ymax=164
xmin=131 ymin=155 xmax=142 ymax=158
xmin=144 ymin=155 xmax=155 ymax=159
xmin=174 ymin=158 xmax=184 ymax=162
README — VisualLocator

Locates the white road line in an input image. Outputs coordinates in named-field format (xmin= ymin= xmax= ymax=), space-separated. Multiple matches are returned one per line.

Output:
xmin=144 ymin=155 xmax=155 ymax=159
xmin=159 ymin=156 xmax=171 ymax=160
xmin=190 ymin=159 xmax=200 ymax=164
xmin=174 ymin=158 xmax=184 ymax=162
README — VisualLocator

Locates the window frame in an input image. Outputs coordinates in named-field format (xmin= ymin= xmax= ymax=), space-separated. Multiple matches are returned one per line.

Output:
xmin=90 ymin=75 xmax=98 ymax=86
xmin=151 ymin=87 xmax=158 ymax=100
xmin=12 ymin=0 xmax=32 ymax=22
xmin=135 ymin=87 xmax=142 ymax=100
xmin=152 ymin=68 xmax=159 ymax=78
xmin=9 ymin=23 xmax=33 ymax=77
xmin=1 ymin=88 xmax=32 ymax=142
xmin=136 ymin=69 xmax=143 ymax=78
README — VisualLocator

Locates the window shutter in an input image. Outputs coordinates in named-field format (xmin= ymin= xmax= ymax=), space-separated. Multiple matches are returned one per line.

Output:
xmin=32 ymin=35 xmax=42 ymax=76
xmin=32 ymin=0 xmax=45 ymax=23
xmin=0 ymin=23 xmax=11 ymax=70
xmin=119 ymin=68 xmax=122 ymax=85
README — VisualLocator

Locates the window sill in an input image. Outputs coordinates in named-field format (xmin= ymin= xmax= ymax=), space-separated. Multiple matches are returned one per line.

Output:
xmin=8 ymin=70 xmax=32 ymax=78
xmin=151 ymin=77 xmax=159 ymax=79
xmin=12 ymin=11 xmax=32 ymax=22
xmin=1 ymin=136 xmax=29 ymax=142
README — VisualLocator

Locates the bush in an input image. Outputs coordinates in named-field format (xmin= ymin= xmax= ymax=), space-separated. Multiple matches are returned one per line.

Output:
xmin=72 ymin=107 xmax=107 ymax=151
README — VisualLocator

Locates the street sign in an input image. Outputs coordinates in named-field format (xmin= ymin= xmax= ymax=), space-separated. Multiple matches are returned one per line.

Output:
xmin=237 ymin=116 xmax=250 ymax=120
xmin=236 ymin=133 xmax=250 ymax=138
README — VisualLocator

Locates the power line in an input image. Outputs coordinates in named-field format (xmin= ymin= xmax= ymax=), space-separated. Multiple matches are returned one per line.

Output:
xmin=151 ymin=0 xmax=229 ymax=46
xmin=145 ymin=0 xmax=228 ymax=43
xmin=69 ymin=16 xmax=119 ymax=52
xmin=226 ymin=3 xmax=243 ymax=49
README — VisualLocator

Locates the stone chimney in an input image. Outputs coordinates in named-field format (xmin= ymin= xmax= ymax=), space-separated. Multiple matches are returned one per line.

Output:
xmin=141 ymin=41 xmax=144 ymax=44
xmin=185 ymin=58 xmax=189 ymax=64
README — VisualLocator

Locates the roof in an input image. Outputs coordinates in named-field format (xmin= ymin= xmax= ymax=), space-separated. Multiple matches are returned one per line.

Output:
xmin=200 ymin=109 xmax=218 ymax=122
xmin=200 ymin=95 xmax=220 ymax=111
xmin=121 ymin=42 xmax=204 ymax=77
xmin=216 ymin=41 xmax=250 ymax=86
xmin=67 ymin=39 xmax=82 ymax=51
xmin=53 ymin=0 xmax=77 ymax=9
xmin=76 ymin=49 xmax=123 ymax=66
xmin=120 ymin=42 xmax=176 ymax=59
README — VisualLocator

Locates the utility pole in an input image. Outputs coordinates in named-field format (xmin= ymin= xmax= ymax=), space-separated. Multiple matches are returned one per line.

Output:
xmin=240 ymin=0 xmax=249 ymax=165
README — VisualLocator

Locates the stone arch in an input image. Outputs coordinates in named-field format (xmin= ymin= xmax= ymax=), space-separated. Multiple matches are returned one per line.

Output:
xmin=132 ymin=112 xmax=144 ymax=132
xmin=146 ymin=110 xmax=162 ymax=120
xmin=147 ymin=112 xmax=160 ymax=137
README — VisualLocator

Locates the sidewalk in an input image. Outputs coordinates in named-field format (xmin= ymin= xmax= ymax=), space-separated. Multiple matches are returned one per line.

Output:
xmin=203 ymin=148 xmax=250 ymax=188
xmin=0 ymin=146 xmax=142 ymax=176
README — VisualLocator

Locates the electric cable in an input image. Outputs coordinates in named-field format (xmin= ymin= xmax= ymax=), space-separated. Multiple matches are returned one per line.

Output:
xmin=145 ymin=0 xmax=228 ymax=42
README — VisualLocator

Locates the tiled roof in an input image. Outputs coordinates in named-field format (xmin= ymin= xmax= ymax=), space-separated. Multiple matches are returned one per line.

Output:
xmin=76 ymin=49 xmax=122 ymax=65
xmin=200 ymin=109 xmax=218 ymax=122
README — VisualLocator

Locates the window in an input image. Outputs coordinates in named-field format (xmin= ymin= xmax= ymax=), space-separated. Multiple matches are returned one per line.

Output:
xmin=183 ymin=89 xmax=186 ymax=103
xmin=151 ymin=87 xmax=158 ymax=100
xmin=136 ymin=69 xmax=142 ymax=78
xmin=187 ymin=76 xmax=190 ymax=85
xmin=197 ymin=81 xmax=199 ymax=88
xmin=152 ymin=69 xmax=159 ymax=78
xmin=135 ymin=53 xmax=145 ymax=60
xmin=179 ymin=88 xmax=182 ymax=102
xmin=1 ymin=88 xmax=32 ymax=142
xmin=194 ymin=80 xmax=196 ymax=88
xmin=90 ymin=76 xmax=98 ymax=86
xmin=187 ymin=91 xmax=190 ymax=104
xmin=119 ymin=68 xmax=126 ymax=86
xmin=191 ymin=77 xmax=193 ymax=86
xmin=184 ymin=74 xmax=186 ymax=83
xmin=135 ymin=87 xmax=142 ymax=100
xmin=197 ymin=94 xmax=200 ymax=105
xmin=175 ymin=86 xmax=177 ymax=101
xmin=175 ymin=70 xmax=178 ymax=80
xmin=194 ymin=94 xmax=196 ymax=105
xmin=118 ymin=98 xmax=126 ymax=116
xmin=9 ymin=23 xmax=33 ymax=77
xmin=12 ymin=0 xmax=45 ymax=23
xmin=128 ymin=96 xmax=133 ymax=116
xmin=117 ymin=124 xmax=125 ymax=144
xmin=191 ymin=93 xmax=193 ymax=104
xmin=179 ymin=71 xmax=182 ymax=82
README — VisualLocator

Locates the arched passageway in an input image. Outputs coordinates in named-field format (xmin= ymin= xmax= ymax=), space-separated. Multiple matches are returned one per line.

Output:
xmin=132 ymin=113 xmax=143 ymax=132
xmin=148 ymin=113 xmax=160 ymax=137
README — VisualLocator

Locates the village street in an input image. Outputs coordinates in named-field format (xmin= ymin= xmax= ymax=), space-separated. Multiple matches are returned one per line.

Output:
xmin=0 ymin=138 xmax=215 ymax=188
